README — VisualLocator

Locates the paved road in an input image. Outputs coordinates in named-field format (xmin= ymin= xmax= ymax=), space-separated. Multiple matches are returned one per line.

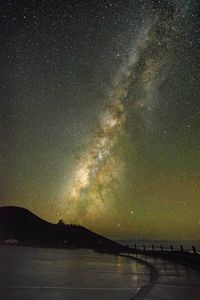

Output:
xmin=0 ymin=246 xmax=149 ymax=300
xmin=135 ymin=254 xmax=200 ymax=300
xmin=1 ymin=246 xmax=200 ymax=299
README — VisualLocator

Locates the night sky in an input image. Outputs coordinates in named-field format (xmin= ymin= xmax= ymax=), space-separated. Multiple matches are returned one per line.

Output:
xmin=1 ymin=0 xmax=200 ymax=240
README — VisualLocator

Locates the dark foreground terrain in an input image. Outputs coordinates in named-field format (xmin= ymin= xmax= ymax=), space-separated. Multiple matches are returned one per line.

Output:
xmin=0 ymin=246 xmax=149 ymax=300
xmin=0 ymin=206 xmax=126 ymax=251
xmin=1 ymin=246 xmax=200 ymax=300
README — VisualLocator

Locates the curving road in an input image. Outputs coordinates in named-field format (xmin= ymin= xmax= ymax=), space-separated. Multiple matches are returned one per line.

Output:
xmin=1 ymin=246 xmax=200 ymax=299
xmin=134 ymin=254 xmax=200 ymax=300
xmin=0 ymin=246 xmax=149 ymax=300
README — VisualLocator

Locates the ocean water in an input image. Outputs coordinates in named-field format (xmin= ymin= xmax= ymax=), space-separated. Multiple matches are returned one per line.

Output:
xmin=0 ymin=245 xmax=149 ymax=300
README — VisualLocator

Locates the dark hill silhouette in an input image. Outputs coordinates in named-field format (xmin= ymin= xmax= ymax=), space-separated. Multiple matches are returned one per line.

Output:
xmin=0 ymin=206 xmax=126 ymax=251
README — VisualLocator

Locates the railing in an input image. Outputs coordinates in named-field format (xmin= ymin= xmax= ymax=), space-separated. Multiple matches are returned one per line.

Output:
xmin=130 ymin=244 xmax=199 ymax=255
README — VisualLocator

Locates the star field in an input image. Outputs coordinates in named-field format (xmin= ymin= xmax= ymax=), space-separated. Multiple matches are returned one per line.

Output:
xmin=1 ymin=0 xmax=200 ymax=239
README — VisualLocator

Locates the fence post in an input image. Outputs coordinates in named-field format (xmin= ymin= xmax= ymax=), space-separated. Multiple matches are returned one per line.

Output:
xmin=134 ymin=244 xmax=137 ymax=250
xmin=180 ymin=245 xmax=184 ymax=252
xmin=160 ymin=244 xmax=163 ymax=251
xmin=152 ymin=244 xmax=155 ymax=252
xmin=170 ymin=245 xmax=173 ymax=252
xmin=192 ymin=245 xmax=196 ymax=254
xmin=143 ymin=244 xmax=146 ymax=252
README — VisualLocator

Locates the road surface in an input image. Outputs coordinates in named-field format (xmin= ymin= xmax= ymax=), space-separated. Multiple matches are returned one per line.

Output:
xmin=136 ymin=254 xmax=200 ymax=300
xmin=0 ymin=246 xmax=149 ymax=300
xmin=1 ymin=246 xmax=200 ymax=299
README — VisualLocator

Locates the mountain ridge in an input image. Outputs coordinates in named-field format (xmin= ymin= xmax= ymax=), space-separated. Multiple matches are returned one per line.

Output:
xmin=0 ymin=206 xmax=126 ymax=251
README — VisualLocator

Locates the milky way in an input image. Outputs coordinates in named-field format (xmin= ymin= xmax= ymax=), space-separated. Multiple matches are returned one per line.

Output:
xmin=64 ymin=3 xmax=178 ymax=230
xmin=1 ymin=0 xmax=200 ymax=239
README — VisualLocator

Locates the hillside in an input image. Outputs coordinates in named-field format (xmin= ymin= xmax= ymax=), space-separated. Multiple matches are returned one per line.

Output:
xmin=0 ymin=206 xmax=125 ymax=251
